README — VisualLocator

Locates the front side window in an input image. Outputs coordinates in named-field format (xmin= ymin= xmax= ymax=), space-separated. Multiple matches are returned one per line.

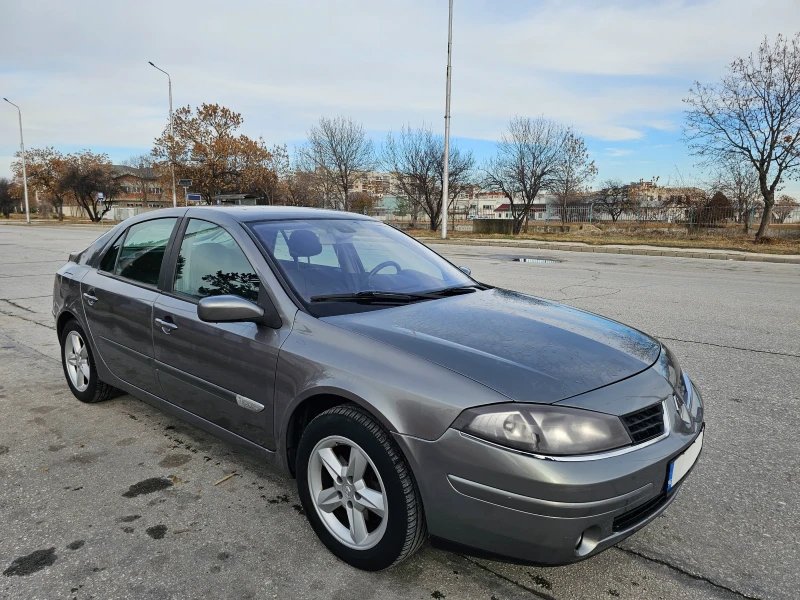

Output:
xmin=173 ymin=219 xmax=260 ymax=303
xmin=115 ymin=218 xmax=177 ymax=286
xmin=249 ymin=219 xmax=471 ymax=304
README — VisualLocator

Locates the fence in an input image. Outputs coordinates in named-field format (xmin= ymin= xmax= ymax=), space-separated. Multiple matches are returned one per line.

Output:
xmin=539 ymin=204 xmax=800 ymax=228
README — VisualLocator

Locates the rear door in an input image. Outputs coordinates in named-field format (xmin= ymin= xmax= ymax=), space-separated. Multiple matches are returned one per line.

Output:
xmin=152 ymin=218 xmax=287 ymax=448
xmin=81 ymin=217 xmax=179 ymax=396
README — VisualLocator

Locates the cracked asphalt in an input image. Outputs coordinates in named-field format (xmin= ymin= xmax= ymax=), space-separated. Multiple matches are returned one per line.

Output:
xmin=1 ymin=224 xmax=798 ymax=600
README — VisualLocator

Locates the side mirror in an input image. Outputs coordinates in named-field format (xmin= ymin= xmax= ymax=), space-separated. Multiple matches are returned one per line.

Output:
xmin=198 ymin=295 xmax=278 ymax=326
xmin=458 ymin=266 xmax=472 ymax=277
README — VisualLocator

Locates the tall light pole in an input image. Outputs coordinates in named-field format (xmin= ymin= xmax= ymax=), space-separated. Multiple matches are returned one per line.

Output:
xmin=149 ymin=61 xmax=178 ymax=208
xmin=441 ymin=0 xmax=453 ymax=239
xmin=3 ymin=98 xmax=30 ymax=223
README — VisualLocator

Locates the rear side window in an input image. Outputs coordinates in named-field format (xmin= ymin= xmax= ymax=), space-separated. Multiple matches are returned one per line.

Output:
xmin=99 ymin=235 xmax=123 ymax=272
xmin=115 ymin=218 xmax=177 ymax=286
xmin=172 ymin=219 xmax=260 ymax=303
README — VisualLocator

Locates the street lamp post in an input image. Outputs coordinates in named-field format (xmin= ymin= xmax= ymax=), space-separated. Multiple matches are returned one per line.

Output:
xmin=148 ymin=61 xmax=178 ymax=208
xmin=3 ymin=98 xmax=30 ymax=223
xmin=441 ymin=0 xmax=453 ymax=240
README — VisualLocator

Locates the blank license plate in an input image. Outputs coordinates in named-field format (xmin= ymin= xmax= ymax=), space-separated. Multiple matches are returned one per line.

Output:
xmin=667 ymin=429 xmax=703 ymax=491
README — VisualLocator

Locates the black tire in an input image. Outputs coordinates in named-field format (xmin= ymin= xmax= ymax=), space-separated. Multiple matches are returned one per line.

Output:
xmin=296 ymin=404 xmax=427 ymax=570
xmin=60 ymin=320 xmax=119 ymax=404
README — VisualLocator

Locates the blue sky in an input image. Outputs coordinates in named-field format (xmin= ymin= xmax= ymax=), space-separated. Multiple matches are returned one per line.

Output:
xmin=2 ymin=0 xmax=799 ymax=195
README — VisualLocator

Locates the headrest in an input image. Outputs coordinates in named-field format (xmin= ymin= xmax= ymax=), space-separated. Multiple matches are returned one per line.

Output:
xmin=288 ymin=229 xmax=322 ymax=258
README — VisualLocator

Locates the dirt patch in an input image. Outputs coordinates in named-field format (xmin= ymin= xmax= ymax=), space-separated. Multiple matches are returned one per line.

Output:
xmin=68 ymin=452 xmax=102 ymax=465
xmin=122 ymin=477 xmax=173 ymax=498
xmin=117 ymin=515 xmax=141 ymax=523
xmin=158 ymin=454 xmax=192 ymax=468
xmin=3 ymin=547 xmax=57 ymax=577
xmin=145 ymin=525 xmax=168 ymax=540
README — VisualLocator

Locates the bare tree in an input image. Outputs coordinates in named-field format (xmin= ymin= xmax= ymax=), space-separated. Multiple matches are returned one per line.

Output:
xmin=298 ymin=116 xmax=375 ymax=212
xmin=550 ymin=130 xmax=598 ymax=227
xmin=383 ymin=124 xmax=474 ymax=231
xmin=710 ymin=159 xmax=761 ymax=231
xmin=481 ymin=117 xmax=567 ymax=234
xmin=684 ymin=33 xmax=800 ymax=239
xmin=594 ymin=179 xmax=633 ymax=222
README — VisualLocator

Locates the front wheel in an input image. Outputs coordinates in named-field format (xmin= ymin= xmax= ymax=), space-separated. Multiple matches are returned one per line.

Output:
xmin=60 ymin=320 xmax=119 ymax=404
xmin=296 ymin=404 xmax=427 ymax=570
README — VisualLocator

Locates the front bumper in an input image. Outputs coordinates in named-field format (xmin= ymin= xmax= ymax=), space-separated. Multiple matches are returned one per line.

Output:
xmin=395 ymin=378 xmax=704 ymax=565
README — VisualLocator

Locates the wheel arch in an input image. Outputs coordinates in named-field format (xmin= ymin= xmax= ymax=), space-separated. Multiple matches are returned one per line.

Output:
xmin=281 ymin=388 xmax=398 ymax=477
xmin=56 ymin=309 xmax=78 ymax=340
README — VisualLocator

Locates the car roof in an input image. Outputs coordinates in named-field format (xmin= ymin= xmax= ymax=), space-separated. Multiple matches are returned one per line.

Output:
xmin=186 ymin=206 xmax=376 ymax=223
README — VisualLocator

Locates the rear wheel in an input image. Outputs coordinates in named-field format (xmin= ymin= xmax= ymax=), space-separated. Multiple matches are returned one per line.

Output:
xmin=296 ymin=404 xmax=427 ymax=570
xmin=60 ymin=320 xmax=119 ymax=403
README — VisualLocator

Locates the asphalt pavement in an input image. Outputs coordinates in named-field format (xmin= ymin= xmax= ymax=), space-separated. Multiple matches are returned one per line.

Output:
xmin=1 ymin=224 xmax=798 ymax=600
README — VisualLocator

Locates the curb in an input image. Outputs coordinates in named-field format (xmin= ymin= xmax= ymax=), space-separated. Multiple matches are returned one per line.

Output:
xmin=419 ymin=238 xmax=800 ymax=265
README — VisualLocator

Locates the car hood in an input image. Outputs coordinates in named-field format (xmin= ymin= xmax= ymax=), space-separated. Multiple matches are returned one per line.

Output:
xmin=323 ymin=288 xmax=660 ymax=403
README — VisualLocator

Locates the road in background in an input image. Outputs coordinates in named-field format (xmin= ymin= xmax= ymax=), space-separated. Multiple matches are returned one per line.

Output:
xmin=1 ymin=225 xmax=797 ymax=600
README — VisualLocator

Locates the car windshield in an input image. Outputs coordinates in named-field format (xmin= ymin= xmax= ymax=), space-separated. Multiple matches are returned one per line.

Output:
xmin=249 ymin=219 xmax=473 ymax=306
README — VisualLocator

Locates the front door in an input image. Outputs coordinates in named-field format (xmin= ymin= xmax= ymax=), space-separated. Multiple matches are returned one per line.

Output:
xmin=152 ymin=218 xmax=284 ymax=447
xmin=81 ymin=217 xmax=179 ymax=396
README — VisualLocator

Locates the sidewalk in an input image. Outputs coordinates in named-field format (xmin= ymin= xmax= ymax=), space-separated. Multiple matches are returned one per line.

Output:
xmin=418 ymin=236 xmax=800 ymax=264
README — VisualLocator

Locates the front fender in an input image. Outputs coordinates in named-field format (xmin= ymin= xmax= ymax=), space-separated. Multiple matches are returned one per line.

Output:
xmin=273 ymin=312 xmax=510 ymax=470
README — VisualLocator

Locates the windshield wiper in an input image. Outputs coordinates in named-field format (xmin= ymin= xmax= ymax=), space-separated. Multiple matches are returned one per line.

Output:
xmin=424 ymin=285 xmax=484 ymax=297
xmin=310 ymin=291 xmax=429 ymax=304
xmin=310 ymin=285 xmax=485 ymax=304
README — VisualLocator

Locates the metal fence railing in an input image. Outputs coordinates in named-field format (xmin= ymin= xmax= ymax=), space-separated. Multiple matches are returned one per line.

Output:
xmin=533 ymin=205 xmax=800 ymax=228
xmin=383 ymin=204 xmax=800 ymax=236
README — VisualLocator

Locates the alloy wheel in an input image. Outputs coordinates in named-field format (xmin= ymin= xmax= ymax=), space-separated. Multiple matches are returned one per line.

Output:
xmin=64 ymin=330 xmax=90 ymax=392
xmin=307 ymin=435 xmax=388 ymax=550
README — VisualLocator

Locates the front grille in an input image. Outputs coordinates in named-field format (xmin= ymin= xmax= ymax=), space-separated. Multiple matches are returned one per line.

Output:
xmin=613 ymin=492 xmax=667 ymax=532
xmin=621 ymin=403 xmax=665 ymax=445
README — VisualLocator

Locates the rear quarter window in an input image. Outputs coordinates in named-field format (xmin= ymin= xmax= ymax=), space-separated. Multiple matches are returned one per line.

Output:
xmin=115 ymin=218 xmax=178 ymax=286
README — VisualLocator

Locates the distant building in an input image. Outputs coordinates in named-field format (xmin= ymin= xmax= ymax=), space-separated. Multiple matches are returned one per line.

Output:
xmin=493 ymin=203 xmax=549 ymax=220
xmin=110 ymin=165 xmax=169 ymax=209
xmin=210 ymin=194 xmax=260 ymax=206
xmin=348 ymin=171 xmax=394 ymax=197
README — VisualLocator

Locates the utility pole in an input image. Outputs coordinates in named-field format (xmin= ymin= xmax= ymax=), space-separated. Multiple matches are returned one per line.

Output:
xmin=149 ymin=62 xmax=178 ymax=208
xmin=3 ymin=98 xmax=30 ymax=223
xmin=441 ymin=0 xmax=453 ymax=239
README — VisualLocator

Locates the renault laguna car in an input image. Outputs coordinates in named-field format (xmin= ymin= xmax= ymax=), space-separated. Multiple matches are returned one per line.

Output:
xmin=53 ymin=207 xmax=704 ymax=571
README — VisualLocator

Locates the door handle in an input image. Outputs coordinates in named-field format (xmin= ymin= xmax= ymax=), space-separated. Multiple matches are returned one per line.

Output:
xmin=83 ymin=292 xmax=98 ymax=306
xmin=155 ymin=317 xmax=178 ymax=333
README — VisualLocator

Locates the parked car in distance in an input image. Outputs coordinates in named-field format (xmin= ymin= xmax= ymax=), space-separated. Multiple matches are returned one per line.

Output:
xmin=53 ymin=207 xmax=704 ymax=570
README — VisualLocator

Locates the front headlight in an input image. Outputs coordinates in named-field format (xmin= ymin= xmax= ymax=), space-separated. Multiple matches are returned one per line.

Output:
xmin=452 ymin=404 xmax=632 ymax=456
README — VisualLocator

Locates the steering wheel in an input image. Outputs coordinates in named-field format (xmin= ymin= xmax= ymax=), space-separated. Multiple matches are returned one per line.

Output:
xmin=367 ymin=260 xmax=402 ymax=278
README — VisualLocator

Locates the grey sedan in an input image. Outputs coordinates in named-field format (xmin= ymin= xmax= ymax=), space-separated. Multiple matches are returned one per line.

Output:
xmin=53 ymin=207 xmax=704 ymax=571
